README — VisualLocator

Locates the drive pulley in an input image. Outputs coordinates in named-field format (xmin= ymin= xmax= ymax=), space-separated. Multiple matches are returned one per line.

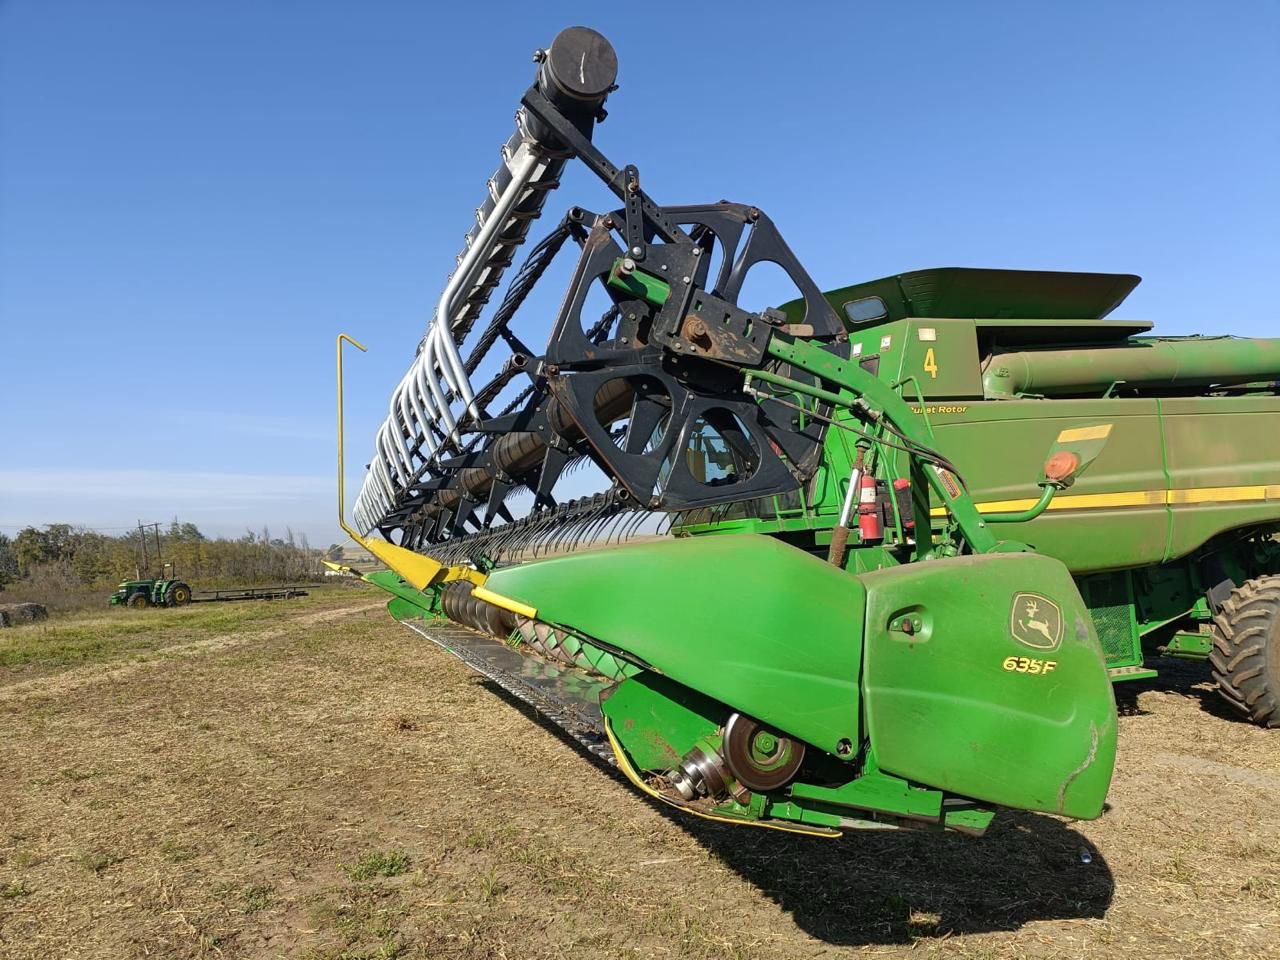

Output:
xmin=722 ymin=713 xmax=805 ymax=792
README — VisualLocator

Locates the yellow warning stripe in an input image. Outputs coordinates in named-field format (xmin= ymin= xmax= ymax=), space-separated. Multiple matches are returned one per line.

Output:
xmin=930 ymin=483 xmax=1280 ymax=518
xmin=1056 ymin=424 xmax=1113 ymax=443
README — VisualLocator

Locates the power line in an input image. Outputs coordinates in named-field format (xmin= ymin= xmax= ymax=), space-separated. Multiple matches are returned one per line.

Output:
xmin=0 ymin=521 xmax=171 ymax=533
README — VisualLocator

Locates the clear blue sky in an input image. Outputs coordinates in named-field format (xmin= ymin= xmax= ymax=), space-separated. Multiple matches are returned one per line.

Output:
xmin=1 ymin=0 xmax=1276 ymax=544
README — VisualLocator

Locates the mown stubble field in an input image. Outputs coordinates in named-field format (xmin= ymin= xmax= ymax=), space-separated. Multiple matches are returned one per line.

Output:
xmin=1 ymin=588 xmax=1277 ymax=959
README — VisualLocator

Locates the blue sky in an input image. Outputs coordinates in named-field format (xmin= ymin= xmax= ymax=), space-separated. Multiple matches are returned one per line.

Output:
xmin=1 ymin=0 xmax=1276 ymax=544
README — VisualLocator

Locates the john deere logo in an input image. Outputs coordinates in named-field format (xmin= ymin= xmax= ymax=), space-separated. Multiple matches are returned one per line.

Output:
xmin=1010 ymin=593 xmax=1063 ymax=650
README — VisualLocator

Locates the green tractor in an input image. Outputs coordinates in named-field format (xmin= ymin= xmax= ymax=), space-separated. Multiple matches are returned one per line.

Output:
xmin=109 ymin=576 xmax=193 ymax=609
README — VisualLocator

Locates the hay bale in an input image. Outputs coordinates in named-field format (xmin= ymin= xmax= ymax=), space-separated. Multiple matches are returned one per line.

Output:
xmin=0 ymin=602 xmax=49 ymax=627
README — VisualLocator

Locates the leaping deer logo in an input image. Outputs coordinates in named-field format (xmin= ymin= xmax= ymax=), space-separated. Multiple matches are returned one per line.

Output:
xmin=1010 ymin=593 xmax=1063 ymax=650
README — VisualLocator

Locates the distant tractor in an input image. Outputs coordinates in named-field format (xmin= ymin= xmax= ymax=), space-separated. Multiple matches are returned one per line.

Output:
xmin=109 ymin=521 xmax=193 ymax=609
xmin=109 ymin=577 xmax=193 ymax=609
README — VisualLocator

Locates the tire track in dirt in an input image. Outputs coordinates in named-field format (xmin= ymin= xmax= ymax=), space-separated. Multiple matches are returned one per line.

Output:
xmin=0 ymin=601 xmax=386 ymax=706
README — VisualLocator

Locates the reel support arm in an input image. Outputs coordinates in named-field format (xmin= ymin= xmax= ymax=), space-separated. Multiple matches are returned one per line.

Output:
xmin=759 ymin=336 xmax=1005 ymax=554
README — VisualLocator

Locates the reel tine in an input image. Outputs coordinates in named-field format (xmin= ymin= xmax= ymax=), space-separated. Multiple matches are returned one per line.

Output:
xmin=657 ymin=511 xmax=676 ymax=536
xmin=551 ymin=502 xmax=587 ymax=554
xmin=605 ymin=507 xmax=631 ymax=545
xmin=577 ymin=504 xmax=612 ymax=548
xmin=624 ymin=508 xmax=651 ymax=542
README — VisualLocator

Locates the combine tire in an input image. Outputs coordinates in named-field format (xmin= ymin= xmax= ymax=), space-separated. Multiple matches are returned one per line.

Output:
xmin=1210 ymin=576 xmax=1280 ymax=728
xmin=166 ymin=582 xmax=192 ymax=607
xmin=127 ymin=593 xmax=149 ymax=609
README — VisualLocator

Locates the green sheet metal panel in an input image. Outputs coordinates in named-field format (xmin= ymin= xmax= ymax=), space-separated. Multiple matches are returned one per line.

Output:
xmin=487 ymin=534 xmax=868 ymax=756
xmin=909 ymin=398 xmax=1171 ymax=573
xmin=844 ymin=318 xmax=983 ymax=401
xmin=861 ymin=552 xmax=1117 ymax=819
xmin=1159 ymin=395 xmax=1280 ymax=562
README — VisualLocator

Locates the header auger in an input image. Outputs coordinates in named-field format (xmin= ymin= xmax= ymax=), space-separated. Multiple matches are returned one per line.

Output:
xmin=341 ymin=26 xmax=1132 ymax=836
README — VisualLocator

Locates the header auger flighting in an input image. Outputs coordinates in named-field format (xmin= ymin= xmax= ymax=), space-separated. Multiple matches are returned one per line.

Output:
xmin=340 ymin=26 xmax=1121 ymax=836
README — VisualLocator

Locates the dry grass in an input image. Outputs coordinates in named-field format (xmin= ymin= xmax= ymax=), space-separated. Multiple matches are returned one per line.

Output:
xmin=0 ymin=596 xmax=1277 ymax=959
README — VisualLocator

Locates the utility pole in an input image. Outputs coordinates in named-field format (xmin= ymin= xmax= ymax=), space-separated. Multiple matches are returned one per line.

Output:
xmin=135 ymin=520 xmax=163 ymax=578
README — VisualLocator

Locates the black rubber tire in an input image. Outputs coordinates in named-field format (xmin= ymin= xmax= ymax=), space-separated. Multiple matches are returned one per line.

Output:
xmin=1210 ymin=576 xmax=1280 ymax=728
xmin=166 ymin=582 xmax=192 ymax=607
xmin=127 ymin=593 xmax=149 ymax=609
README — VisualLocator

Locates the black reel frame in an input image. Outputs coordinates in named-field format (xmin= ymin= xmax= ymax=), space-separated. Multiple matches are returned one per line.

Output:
xmin=377 ymin=84 xmax=844 ymax=557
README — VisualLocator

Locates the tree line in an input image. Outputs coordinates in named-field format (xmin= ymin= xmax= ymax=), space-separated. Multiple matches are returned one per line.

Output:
xmin=0 ymin=520 xmax=336 ymax=591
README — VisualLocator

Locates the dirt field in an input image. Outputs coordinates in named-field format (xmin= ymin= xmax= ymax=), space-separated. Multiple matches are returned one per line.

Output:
xmin=1 ymin=589 xmax=1277 ymax=959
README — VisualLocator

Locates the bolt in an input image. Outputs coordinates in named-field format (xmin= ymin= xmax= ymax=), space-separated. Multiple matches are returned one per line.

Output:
xmin=660 ymin=264 xmax=668 ymax=271
xmin=755 ymin=732 xmax=777 ymax=754
xmin=685 ymin=317 xmax=707 ymax=337
xmin=682 ymin=276 xmax=690 ymax=284
xmin=620 ymin=257 xmax=637 ymax=275
xmin=631 ymin=245 xmax=643 ymax=256
xmin=693 ymin=247 xmax=702 ymax=256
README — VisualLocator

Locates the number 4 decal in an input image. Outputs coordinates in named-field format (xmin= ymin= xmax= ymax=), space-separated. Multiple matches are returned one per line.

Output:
xmin=924 ymin=348 xmax=938 ymax=379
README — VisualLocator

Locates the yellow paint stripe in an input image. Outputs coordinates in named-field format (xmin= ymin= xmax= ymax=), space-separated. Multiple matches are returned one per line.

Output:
xmin=1168 ymin=484 xmax=1280 ymax=505
xmin=1056 ymin=424 xmax=1113 ymax=443
xmin=929 ymin=483 xmax=1280 ymax=517
xmin=1042 ymin=489 xmax=1167 ymax=511
xmin=472 ymin=585 xmax=538 ymax=620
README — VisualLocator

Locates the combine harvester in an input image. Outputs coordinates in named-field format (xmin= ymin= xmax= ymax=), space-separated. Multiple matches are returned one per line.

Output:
xmin=337 ymin=28 xmax=1276 ymax=837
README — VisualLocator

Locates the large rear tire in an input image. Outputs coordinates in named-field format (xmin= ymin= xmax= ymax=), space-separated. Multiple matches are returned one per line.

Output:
xmin=1210 ymin=576 xmax=1280 ymax=728
xmin=166 ymin=582 xmax=192 ymax=607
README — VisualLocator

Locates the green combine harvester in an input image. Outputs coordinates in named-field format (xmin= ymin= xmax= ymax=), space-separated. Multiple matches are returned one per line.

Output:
xmin=338 ymin=28 xmax=1276 ymax=838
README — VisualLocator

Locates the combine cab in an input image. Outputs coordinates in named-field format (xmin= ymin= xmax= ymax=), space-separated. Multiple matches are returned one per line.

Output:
xmin=338 ymin=26 xmax=1140 ymax=837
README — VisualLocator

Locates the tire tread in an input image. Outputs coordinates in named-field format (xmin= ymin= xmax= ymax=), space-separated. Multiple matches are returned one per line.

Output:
xmin=1209 ymin=576 xmax=1280 ymax=728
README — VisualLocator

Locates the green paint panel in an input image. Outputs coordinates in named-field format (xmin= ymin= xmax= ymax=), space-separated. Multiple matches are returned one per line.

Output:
xmin=363 ymin=570 xmax=439 ymax=621
xmin=861 ymin=552 xmax=1117 ymax=819
xmin=601 ymin=672 xmax=721 ymax=770
xmin=489 ymin=535 xmax=1117 ymax=819
xmin=488 ymin=534 xmax=867 ymax=756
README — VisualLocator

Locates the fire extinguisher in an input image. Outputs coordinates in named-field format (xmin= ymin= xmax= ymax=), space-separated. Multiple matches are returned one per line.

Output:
xmin=857 ymin=473 xmax=883 ymax=542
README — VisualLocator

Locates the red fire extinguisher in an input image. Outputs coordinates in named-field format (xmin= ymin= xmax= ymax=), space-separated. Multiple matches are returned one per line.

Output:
xmin=857 ymin=473 xmax=882 ymax=542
